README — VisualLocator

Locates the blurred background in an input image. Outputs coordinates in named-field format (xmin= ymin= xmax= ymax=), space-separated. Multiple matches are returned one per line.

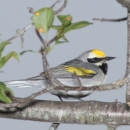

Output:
xmin=0 ymin=0 xmax=128 ymax=129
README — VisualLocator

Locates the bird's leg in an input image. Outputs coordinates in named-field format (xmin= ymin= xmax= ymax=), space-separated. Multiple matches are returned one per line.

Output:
xmin=58 ymin=96 xmax=63 ymax=101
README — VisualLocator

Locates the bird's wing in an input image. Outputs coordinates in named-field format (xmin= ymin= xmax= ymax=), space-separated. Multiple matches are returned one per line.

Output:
xmin=45 ymin=59 xmax=98 ymax=79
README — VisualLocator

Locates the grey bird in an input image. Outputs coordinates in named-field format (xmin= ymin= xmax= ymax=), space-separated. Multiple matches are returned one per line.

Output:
xmin=4 ymin=49 xmax=115 ymax=99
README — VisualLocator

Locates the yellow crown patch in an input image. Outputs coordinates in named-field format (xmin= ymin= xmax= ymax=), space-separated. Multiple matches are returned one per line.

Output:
xmin=92 ymin=50 xmax=106 ymax=57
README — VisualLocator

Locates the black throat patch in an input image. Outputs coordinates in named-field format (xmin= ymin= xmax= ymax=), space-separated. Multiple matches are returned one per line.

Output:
xmin=99 ymin=63 xmax=108 ymax=75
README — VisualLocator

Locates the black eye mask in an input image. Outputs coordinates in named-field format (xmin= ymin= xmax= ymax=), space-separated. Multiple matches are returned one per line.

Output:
xmin=87 ymin=58 xmax=104 ymax=63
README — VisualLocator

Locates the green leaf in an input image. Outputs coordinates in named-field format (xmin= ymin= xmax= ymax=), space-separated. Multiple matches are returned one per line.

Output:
xmin=57 ymin=14 xmax=72 ymax=26
xmin=0 ymin=82 xmax=13 ymax=103
xmin=0 ymin=41 xmax=11 ymax=55
xmin=0 ymin=82 xmax=14 ymax=96
xmin=20 ymin=50 xmax=39 ymax=55
xmin=0 ymin=82 xmax=6 ymax=90
xmin=55 ymin=21 xmax=92 ymax=44
xmin=62 ymin=36 xmax=69 ymax=42
xmin=56 ymin=36 xmax=68 ymax=44
xmin=0 ymin=53 xmax=2 ymax=59
xmin=63 ymin=21 xmax=92 ymax=34
xmin=0 ymin=51 xmax=19 ymax=69
xmin=51 ymin=25 xmax=62 ymax=30
xmin=0 ymin=91 xmax=12 ymax=103
xmin=56 ymin=40 xmax=66 ymax=44
xmin=32 ymin=8 xmax=54 ymax=33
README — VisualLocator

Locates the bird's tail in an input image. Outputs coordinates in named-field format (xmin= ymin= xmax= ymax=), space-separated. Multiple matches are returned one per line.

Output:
xmin=4 ymin=75 xmax=46 ymax=89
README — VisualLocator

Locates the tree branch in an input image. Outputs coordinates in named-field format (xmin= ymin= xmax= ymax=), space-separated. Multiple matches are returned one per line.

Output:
xmin=53 ymin=77 xmax=128 ymax=91
xmin=0 ymin=88 xmax=48 ymax=112
xmin=35 ymin=31 xmax=65 ymax=87
xmin=54 ymin=0 xmax=68 ymax=15
xmin=28 ymin=7 xmax=35 ymax=14
xmin=0 ymin=100 xmax=130 ymax=126
xmin=7 ymin=23 xmax=33 ymax=42
xmin=46 ymin=36 xmax=57 ymax=47
xmin=35 ymin=29 xmax=45 ymax=46
xmin=93 ymin=17 xmax=127 ymax=22
xmin=126 ymin=11 xmax=130 ymax=106
xmin=50 ymin=0 xmax=62 ymax=8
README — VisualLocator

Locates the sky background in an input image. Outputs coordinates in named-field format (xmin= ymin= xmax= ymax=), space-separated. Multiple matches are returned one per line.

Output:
xmin=0 ymin=0 xmax=128 ymax=130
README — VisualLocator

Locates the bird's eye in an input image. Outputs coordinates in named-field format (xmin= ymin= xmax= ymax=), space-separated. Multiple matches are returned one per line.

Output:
xmin=87 ymin=58 xmax=101 ymax=63
xmin=93 ymin=57 xmax=99 ymax=61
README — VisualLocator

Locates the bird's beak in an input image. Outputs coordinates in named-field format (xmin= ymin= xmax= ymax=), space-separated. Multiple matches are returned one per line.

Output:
xmin=106 ymin=57 xmax=116 ymax=61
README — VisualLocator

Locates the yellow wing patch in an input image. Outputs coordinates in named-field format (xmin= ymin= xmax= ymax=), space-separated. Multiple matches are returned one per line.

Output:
xmin=64 ymin=66 xmax=96 ymax=76
xmin=92 ymin=50 xmax=106 ymax=57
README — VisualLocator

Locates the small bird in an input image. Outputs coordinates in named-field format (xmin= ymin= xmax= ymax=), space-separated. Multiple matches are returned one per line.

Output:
xmin=4 ymin=49 xmax=115 ymax=99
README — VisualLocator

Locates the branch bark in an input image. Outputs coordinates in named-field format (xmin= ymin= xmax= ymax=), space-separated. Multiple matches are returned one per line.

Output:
xmin=0 ymin=100 xmax=129 ymax=127
xmin=126 ymin=11 xmax=130 ymax=105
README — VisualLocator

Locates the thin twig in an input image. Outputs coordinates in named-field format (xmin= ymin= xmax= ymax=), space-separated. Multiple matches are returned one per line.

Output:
xmin=0 ymin=88 xmax=49 ymax=112
xmin=5 ymin=76 xmax=128 ymax=98
xmin=41 ymin=47 xmax=53 ymax=87
xmin=41 ymin=47 xmax=65 ymax=86
xmin=35 ymin=29 xmax=65 ymax=87
xmin=50 ymin=0 xmax=62 ymax=8
xmin=35 ymin=29 xmax=45 ymax=46
xmin=53 ymin=77 xmax=128 ymax=91
xmin=93 ymin=17 xmax=127 ymax=22
xmin=10 ymin=87 xmax=50 ymax=103
xmin=33 ymin=0 xmax=68 ymax=87
xmin=24 ymin=88 xmax=48 ymax=100
xmin=46 ymin=36 xmax=57 ymax=47
xmin=54 ymin=0 xmax=68 ymax=15
xmin=28 ymin=7 xmax=35 ymax=14
xmin=34 ymin=30 xmax=53 ymax=86
xmin=7 ymin=23 xmax=33 ymax=42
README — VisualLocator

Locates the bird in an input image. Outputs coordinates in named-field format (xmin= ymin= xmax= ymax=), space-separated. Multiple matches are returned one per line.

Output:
xmin=4 ymin=49 xmax=115 ymax=99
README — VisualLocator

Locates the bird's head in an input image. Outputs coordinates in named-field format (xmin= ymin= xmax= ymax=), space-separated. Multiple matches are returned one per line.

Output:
xmin=78 ymin=49 xmax=115 ymax=66
xmin=87 ymin=49 xmax=115 ymax=66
